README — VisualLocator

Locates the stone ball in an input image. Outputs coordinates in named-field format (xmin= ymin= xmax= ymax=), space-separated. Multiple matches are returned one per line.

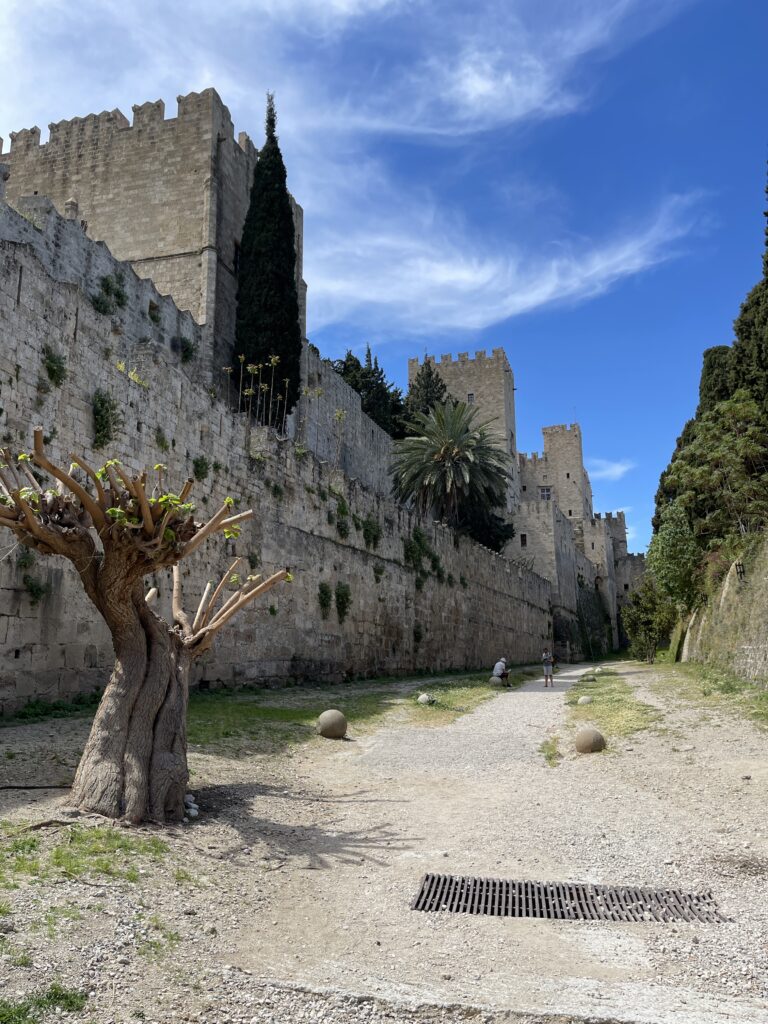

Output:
xmin=577 ymin=695 xmax=593 ymax=706
xmin=575 ymin=727 xmax=606 ymax=754
xmin=490 ymin=675 xmax=503 ymax=685
xmin=317 ymin=709 xmax=347 ymax=739
xmin=417 ymin=693 xmax=435 ymax=705
xmin=594 ymin=667 xmax=603 ymax=675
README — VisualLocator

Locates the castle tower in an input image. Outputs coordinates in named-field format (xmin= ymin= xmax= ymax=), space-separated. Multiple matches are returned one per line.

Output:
xmin=1 ymin=89 xmax=307 ymax=377
xmin=407 ymin=348 xmax=520 ymax=509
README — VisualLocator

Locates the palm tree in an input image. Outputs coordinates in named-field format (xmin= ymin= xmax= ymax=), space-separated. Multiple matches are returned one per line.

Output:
xmin=391 ymin=400 xmax=513 ymax=544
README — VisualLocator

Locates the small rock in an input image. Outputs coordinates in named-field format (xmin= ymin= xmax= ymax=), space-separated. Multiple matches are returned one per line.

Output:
xmin=417 ymin=693 xmax=435 ymax=705
xmin=187 ymin=808 xmax=199 ymax=818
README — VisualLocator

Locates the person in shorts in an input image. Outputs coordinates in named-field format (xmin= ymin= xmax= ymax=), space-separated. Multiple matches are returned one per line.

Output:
xmin=542 ymin=649 xmax=554 ymax=687
xmin=493 ymin=657 xmax=509 ymax=683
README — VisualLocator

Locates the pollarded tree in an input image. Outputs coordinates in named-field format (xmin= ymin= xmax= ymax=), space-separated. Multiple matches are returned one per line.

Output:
xmin=235 ymin=94 xmax=302 ymax=414
xmin=391 ymin=400 xmax=513 ymax=549
xmin=0 ymin=430 xmax=288 ymax=824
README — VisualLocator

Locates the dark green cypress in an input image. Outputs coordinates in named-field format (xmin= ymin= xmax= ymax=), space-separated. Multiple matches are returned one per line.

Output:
xmin=235 ymin=94 xmax=302 ymax=415
xmin=696 ymin=346 xmax=733 ymax=415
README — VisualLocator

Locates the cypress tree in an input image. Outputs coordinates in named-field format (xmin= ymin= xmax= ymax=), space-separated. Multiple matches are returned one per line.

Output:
xmin=405 ymin=359 xmax=448 ymax=420
xmin=696 ymin=346 xmax=733 ymax=415
xmin=235 ymin=94 xmax=302 ymax=415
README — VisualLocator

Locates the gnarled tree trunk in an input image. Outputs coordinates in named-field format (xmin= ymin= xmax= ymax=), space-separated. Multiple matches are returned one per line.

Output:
xmin=70 ymin=584 xmax=195 ymax=822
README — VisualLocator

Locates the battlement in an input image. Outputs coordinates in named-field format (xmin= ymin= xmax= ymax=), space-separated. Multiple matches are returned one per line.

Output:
xmin=6 ymin=89 xmax=257 ymax=162
xmin=518 ymin=452 xmax=546 ymax=465
xmin=542 ymin=423 xmax=581 ymax=437
xmin=413 ymin=346 xmax=510 ymax=369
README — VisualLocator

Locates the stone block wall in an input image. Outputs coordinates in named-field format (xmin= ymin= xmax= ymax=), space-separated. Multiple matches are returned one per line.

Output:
xmin=2 ymin=89 xmax=307 ymax=375
xmin=0 ymin=199 xmax=552 ymax=712
xmin=293 ymin=344 xmax=394 ymax=497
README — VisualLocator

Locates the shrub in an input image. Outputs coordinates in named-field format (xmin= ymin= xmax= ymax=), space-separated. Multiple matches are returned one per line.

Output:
xmin=336 ymin=516 xmax=350 ymax=539
xmin=362 ymin=514 xmax=382 ymax=550
xmin=335 ymin=581 xmax=352 ymax=623
xmin=92 ymin=389 xmax=122 ymax=449
xmin=154 ymin=427 xmax=170 ymax=453
xmin=318 ymin=582 xmax=332 ymax=619
xmin=42 ymin=345 xmax=67 ymax=387
xmin=192 ymin=456 xmax=210 ymax=481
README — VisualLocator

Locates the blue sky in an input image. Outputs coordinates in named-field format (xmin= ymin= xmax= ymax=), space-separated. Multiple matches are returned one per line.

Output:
xmin=2 ymin=0 xmax=767 ymax=551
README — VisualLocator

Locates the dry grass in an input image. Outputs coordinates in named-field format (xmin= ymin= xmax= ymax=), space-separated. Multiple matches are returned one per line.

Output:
xmin=566 ymin=668 xmax=663 ymax=741
xmin=652 ymin=663 xmax=768 ymax=728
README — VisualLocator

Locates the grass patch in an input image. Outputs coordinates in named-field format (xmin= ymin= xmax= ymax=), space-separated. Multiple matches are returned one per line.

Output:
xmin=187 ymin=671 xmax=512 ymax=752
xmin=0 ymin=934 xmax=33 ymax=967
xmin=36 ymin=905 xmax=82 ymax=939
xmin=0 ymin=824 xmax=167 ymax=886
xmin=651 ymin=663 xmax=768 ymax=728
xmin=137 ymin=914 xmax=180 ymax=958
xmin=539 ymin=735 xmax=562 ymax=767
xmin=566 ymin=668 xmax=662 ymax=739
xmin=1 ymin=691 xmax=101 ymax=726
xmin=0 ymin=983 xmax=86 ymax=1023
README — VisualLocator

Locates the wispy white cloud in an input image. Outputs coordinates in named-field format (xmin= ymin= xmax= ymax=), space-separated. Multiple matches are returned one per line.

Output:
xmin=0 ymin=0 xmax=702 ymax=340
xmin=586 ymin=458 xmax=637 ymax=481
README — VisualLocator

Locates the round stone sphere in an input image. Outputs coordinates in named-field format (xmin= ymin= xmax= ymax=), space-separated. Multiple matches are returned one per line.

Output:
xmin=575 ymin=727 xmax=606 ymax=754
xmin=317 ymin=709 xmax=347 ymax=739
xmin=577 ymin=695 xmax=593 ymax=706
xmin=417 ymin=693 xmax=435 ymax=705
xmin=490 ymin=675 xmax=503 ymax=685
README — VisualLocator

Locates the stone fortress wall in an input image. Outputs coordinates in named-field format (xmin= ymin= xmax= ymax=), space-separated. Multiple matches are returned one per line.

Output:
xmin=414 ymin=355 xmax=643 ymax=658
xmin=1 ymin=89 xmax=308 ymax=380
xmin=0 ymin=198 xmax=552 ymax=712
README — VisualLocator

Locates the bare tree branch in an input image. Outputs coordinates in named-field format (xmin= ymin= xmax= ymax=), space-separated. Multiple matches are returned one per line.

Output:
xmin=180 ymin=504 xmax=253 ymax=561
xmin=32 ymin=429 xmax=106 ymax=532
xmin=192 ymin=580 xmax=213 ymax=633
xmin=132 ymin=476 xmax=155 ymax=538
xmin=68 ymin=454 xmax=108 ymax=509
xmin=198 ymin=569 xmax=288 ymax=640
xmin=201 ymin=557 xmax=242 ymax=627
xmin=172 ymin=565 xmax=192 ymax=636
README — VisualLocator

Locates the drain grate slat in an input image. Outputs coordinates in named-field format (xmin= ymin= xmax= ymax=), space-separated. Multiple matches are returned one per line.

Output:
xmin=412 ymin=874 xmax=727 ymax=923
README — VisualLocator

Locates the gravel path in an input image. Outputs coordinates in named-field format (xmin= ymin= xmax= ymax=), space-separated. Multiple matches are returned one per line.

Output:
xmin=1 ymin=662 xmax=767 ymax=1024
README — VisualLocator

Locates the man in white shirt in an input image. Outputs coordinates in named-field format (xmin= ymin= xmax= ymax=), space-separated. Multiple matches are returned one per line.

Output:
xmin=493 ymin=657 xmax=509 ymax=682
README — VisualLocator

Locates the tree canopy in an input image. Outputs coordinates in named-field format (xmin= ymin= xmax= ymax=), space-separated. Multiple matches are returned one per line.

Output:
xmin=405 ymin=359 xmax=447 ymax=419
xmin=390 ymin=400 xmax=514 ymax=551
xmin=235 ymin=94 xmax=302 ymax=415
xmin=332 ymin=346 xmax=406 ymax=438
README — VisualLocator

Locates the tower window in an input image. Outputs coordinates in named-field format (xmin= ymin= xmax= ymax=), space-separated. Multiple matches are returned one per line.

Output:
xmin=591 ymin=542 xmax=595 ymax=550
xmin=624 ymin=583 xmax=629 ymax=591
xmin=566 ymin=472 xmax=570 ymax=479
xmin=568 ymin=510 xmax=572 ymax=516
xmin=540 ymin=487 xmax=551 ymax=500
xmin=520 ymin=534 xmax=527 ymax=548
xmin=467 ymin=392 xmax=475 ymax=404
xmin=522 ymin=485 xmax=527 ymax=492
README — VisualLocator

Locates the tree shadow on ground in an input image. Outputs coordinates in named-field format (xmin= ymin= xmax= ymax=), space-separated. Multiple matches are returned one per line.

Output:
xmin=191 ymin=781 xmax=415 ymax=870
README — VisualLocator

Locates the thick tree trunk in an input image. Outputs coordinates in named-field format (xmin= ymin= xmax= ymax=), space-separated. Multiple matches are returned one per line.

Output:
xmin=70 ymin=587 xmax=193 ymax=823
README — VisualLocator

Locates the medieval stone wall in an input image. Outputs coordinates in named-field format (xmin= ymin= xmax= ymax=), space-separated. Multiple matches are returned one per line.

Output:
xmin=1 ymin=89 xmax=306 ymax=376
xmin=0 ymin=199 xmax=552 ymax=713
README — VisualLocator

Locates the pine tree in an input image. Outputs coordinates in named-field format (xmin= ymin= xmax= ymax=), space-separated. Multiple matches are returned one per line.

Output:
xmin=405 ymin=359 xmax=447 ymax=421
xmin=332 ymin=346 xmax=406 ymax=437
xmin=235 ymin=94 xmax=302 ymax=415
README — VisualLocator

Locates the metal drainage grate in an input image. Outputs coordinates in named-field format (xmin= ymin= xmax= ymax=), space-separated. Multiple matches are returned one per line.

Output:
xmin=412 ymin=874 xmax=726 ymax=923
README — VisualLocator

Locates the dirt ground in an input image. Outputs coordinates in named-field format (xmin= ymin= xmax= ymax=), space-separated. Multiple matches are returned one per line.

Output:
xmin=1 ymin=662 xmax=768 ymax=1024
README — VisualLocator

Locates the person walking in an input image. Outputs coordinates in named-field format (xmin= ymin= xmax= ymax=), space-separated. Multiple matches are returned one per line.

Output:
xmin=542 ymin=648 xmax=554 ymax=687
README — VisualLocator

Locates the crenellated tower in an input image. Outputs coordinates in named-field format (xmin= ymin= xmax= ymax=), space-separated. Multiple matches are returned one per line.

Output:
xmin=408 ymin=348 xmax=520 ymax=509
xmin=1 ymin=89 xmax=307 ymax=379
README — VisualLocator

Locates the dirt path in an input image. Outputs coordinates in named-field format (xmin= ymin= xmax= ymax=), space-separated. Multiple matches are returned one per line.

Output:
xmin=1 ymin=662 xmax=767 ymax=1024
